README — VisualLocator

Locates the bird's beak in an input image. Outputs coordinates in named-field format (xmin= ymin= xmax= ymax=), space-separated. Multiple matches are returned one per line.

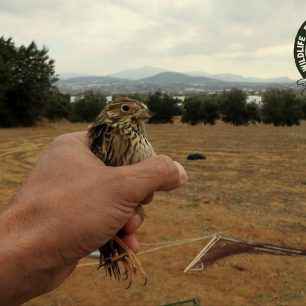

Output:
xmin=137 ymin=108 xmax=152 ymax=120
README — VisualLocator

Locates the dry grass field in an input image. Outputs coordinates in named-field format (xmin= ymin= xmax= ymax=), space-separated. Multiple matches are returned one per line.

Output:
xmin=0 ymin=120 xmax=305 ymax=306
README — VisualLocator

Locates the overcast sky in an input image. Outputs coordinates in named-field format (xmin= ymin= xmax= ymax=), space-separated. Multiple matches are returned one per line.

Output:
xmin=1 ymin=0 xmax=305 ymax=78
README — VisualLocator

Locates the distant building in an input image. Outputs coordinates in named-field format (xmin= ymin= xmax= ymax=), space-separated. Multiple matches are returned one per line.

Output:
xmin=106 ymin=95 xmax=113 ymax=103
xmin=173 ymin=95 xmax=185 ymax=102
xmin=246 ymin=95 xmax=262 ymax=106
xmin=70 ymin=95 xmax=84 ymax=103
xmin=208 ymin=90 xmax=216 ymax=95
xmin=172 ymin=95 xmax=185 ymax=107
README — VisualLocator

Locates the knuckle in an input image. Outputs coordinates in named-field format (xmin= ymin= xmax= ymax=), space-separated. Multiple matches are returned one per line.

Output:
xmin=155 ymin=155 xmax=177 ymax=178
xmin=52 ymin=134 xmax=74 ymax=146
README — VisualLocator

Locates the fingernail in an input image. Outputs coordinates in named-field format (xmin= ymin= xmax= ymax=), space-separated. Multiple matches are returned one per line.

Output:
xmin=134 ymin=214 xmax=142 ymax=227
xmin=174 ymin=161 xmax=188 ymax=183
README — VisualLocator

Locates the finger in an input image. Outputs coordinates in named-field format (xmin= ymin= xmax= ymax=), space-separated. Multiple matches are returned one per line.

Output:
xmin=70 ymin=131 xmax=88 ymax=143
xmin=122 ymin=205 xmax=145 ymax=234
xmin=114 ymin=155 xmax=188 ymax=201
xmin=120 ymin=233 xmax=140 ymax=253
xmin=141 ymin=192 xmax=154 ymax=204
xmin=54 ymin=131 xmax=89 ymax=147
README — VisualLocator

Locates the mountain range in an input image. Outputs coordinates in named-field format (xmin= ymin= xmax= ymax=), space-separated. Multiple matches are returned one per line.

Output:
xmin=57 ymin=67 xmax=295 ymax=94
xmin=59 ymin=66 xmax=294 ymax=83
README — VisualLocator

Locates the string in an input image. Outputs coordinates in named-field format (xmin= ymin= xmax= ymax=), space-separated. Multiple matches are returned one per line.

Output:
xmin=77 ymin=233 xmax=219 ymax=268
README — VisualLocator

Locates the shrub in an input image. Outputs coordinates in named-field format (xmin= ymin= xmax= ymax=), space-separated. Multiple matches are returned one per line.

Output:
xmin=262 ymin=89 xmax=303 ymax=126
xmin=70 ymin=92 xmax=106 ymax=122
xmin=218 ymin=88 xmax=249 ymax=126
xmin=45 ymin=92 xmax=71 ymax=121
xmin=146 ymin=92 xmax=180 ymax=123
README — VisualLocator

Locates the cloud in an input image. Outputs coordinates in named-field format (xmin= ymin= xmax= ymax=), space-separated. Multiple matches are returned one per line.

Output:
xmin=0 ymin=0 xmax=305 ymax=78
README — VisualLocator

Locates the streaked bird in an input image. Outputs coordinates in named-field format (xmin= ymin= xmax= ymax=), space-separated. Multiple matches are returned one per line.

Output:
xmin=88 ymin=97 xmax=153 ymax=287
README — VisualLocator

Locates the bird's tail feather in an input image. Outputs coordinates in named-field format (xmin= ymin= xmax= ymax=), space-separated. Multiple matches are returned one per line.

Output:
xmin=98 ymin=239 xmax=123 ymax=279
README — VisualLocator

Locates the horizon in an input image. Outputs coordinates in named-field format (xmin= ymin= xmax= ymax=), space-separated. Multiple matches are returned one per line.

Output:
xmin=58 ymin=66 xmax=295 ymax=81
xmin=1 ymin=1 xmax=305 ymax=79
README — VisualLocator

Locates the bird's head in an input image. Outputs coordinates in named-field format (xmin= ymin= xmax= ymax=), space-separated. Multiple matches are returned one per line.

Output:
xmin=103 ymin=97 xmax=152 ymax=125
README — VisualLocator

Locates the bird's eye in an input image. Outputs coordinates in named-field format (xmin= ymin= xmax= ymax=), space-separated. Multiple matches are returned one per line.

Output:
xmin=121 ymin=104 xmax=130 ymax=112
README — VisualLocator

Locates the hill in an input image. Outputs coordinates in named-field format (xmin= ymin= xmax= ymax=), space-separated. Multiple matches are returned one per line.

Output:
xmin=56 ymin=71 xmax=295 ymax=94
xmin=108 ymin=66 xmax=168 ymax=80
xmin=188 ymin=71 xmax=294 ymax=83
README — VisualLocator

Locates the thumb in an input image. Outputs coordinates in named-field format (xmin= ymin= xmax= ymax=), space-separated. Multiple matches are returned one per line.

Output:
xmin=113 ymin=155 xmax=188 ymax=202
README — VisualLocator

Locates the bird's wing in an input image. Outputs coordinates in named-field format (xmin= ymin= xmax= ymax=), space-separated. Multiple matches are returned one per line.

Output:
xmin=88 ymin=123 xmax=131 ymax=166
xmin=88 ymin=123 xmax=108 ymax=157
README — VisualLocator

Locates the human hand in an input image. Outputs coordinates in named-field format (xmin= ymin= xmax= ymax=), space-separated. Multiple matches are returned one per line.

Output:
xmin=0 ymin=131 xmax=187 ymax=305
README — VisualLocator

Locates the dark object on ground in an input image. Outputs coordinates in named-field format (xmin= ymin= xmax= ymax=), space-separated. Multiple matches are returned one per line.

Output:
xmin=187 ymin=153 xmax=206 ymax=160
xmin=160 ymin=297 xmax=200 ymax=306
xmin=184 ymin=235 xmax=306 ymax=273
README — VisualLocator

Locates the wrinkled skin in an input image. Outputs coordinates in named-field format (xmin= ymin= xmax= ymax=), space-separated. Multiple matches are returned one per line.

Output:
xmin=0 ymin=132 xmax=187 ymax=306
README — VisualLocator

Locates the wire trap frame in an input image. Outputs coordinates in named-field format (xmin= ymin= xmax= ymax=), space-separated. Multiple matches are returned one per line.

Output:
xmin=184 ymin=235 xmax=306 ymax=273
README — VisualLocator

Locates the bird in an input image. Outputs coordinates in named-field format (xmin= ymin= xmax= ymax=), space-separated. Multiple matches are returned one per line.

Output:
xmin=88 ymin=97 xmax=153 ymax=288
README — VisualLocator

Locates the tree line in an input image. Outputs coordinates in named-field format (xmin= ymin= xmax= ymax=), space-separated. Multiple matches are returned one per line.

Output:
xmin=36 ymin=87 xmax=306 ymax=127
xmin=0 ymin=37 xmax=305 ymax=127
xmin=182 ymin=88 xmax=306 ymax=126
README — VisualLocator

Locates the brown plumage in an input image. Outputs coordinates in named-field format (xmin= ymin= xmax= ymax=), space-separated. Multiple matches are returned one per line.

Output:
xmin=88 ymin=97 xmax=153 ymax=287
